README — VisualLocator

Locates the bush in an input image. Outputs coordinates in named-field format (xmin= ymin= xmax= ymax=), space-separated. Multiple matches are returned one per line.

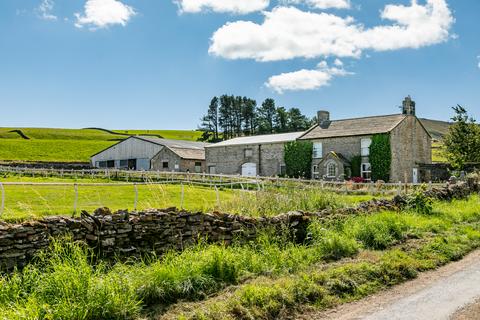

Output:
xmin=406 ymin=186 xmax=433 ymax=215
xmin=284 ymin=141 xmax=313 ymax=178
xmin=370 ymin=134 xmax=391 ymax=182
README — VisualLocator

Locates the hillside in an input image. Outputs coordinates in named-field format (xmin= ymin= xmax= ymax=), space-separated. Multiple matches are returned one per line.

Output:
xmin=419 ymin=118 xmax=451 ymax=141
xmin=0 ymin=128 xmax=202 ymax=163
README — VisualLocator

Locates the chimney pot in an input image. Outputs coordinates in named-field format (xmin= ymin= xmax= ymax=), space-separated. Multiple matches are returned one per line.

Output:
xmin=317 ymin=110 xmax=331 ymax=129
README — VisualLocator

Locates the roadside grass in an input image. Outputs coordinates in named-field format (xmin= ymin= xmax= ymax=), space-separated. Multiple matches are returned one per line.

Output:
xmin=0 ymin=196 xmax=478 ymax=320
xmin=0 ymin=127 xmax=203 ymax=163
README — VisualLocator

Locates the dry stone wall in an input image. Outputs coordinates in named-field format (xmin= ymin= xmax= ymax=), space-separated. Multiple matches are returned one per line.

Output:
xmin=0 ymin=181 xmax=477 ymax=271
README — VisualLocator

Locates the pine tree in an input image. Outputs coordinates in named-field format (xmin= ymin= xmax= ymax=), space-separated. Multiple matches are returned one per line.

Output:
xmin=258 ymin=98 xmax=276 ymax=134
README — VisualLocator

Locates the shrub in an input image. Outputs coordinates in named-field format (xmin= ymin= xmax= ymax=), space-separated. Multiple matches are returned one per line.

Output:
xmin=406 ymin=185 xmax=433 ymax=215
xmin=369 ymin=134 xmax=391 ymax=182
xmin=284 ymin=141 xmax=313 ymax=178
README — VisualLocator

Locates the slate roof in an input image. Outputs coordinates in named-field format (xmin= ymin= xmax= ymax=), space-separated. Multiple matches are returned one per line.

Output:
xmin=206 ymin=132 xmax=305 ymax=148
xmin=299 ymin=114 xmax=408 ymax=140
xmin=168 ymin=147 xmax=206 ymax=160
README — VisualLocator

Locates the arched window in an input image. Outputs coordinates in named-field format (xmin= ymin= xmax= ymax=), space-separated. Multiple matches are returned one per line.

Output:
xmin=327 ymin=162 xmax=336 ymax=178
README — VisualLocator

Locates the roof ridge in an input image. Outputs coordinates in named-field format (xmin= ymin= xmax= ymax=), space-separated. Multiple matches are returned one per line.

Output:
xmin=330 ymin=113 xmax=406 ymax=122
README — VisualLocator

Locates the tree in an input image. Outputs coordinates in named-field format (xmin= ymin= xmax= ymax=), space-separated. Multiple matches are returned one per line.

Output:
xmin=242 ymin=97 xmax=257 ymax=136
xmin=199 ymin=97 xmax=219 ymax=142
xmin=287 ymin=107 xmax=310 ymax=131
xmin=444 ymin=105 xmax=480 ymax=169
xmin=257 ymin=98 xmax=276 ymax=134
xmin=219 ymin=95 xmax=234 ymax=140
xmin=274 ymin=107 xmax=288 ymax=133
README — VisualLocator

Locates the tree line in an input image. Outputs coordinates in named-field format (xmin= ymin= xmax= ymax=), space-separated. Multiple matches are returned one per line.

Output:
xmin=199 ymin=95 xmax=315 ymax=141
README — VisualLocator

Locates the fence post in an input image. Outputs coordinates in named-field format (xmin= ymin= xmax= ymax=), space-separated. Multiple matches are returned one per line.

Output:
xmin=397 ymin=181 xmax=402 ymax=195
xmin=429 ymin=181 xmax=432 ymax=191
xmin=73 ymin=183 xmax=78 ymax=217
xmin=133 ymin=183 xmax=138 ymax=211
xmin=214 ymin=185 xmax=220 ymax=206
xmin=0 ymin=182 xmax=4 ymax=217
xmin=180 ymin=183 xmax=185 ymax=209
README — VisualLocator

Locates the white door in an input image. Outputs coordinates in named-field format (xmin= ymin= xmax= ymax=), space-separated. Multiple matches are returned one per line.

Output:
xmin=241 ymin=163 xmax=257 ymax=177
xmin=412 ymin=168 xmax=418 ymax=184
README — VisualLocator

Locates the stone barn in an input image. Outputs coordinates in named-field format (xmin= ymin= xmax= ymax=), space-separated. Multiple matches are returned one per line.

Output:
xmin=205 ymin=132 xmax=305 ymax=177
xmin=90 ymin=136 xmax=208 ymax=172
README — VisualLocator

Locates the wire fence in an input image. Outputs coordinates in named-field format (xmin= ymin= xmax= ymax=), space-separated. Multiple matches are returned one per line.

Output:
xmin=0 ymin=166 xmax=447 ymax=220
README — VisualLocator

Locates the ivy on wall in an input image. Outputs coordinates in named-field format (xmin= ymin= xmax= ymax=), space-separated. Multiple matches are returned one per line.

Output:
xmin=284 ymin=141 xmax=313 ymax=178
xmin=369 ymin=134 xmax=391 ymax=181
xmin=350 ymin=155 xmax=361 ymax=177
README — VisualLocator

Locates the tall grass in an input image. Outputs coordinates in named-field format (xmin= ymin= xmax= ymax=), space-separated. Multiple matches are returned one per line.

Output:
xmin=0 ymin=195 xmax=478 ymax=319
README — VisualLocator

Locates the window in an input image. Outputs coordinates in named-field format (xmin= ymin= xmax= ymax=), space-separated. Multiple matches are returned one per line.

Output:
xmin=195 ymin=162 xmax=202 ymax=173
xmin=244 ymin=148 xmax=253 ymax=158
xmin=119 ymin=160 xmax=128 ymax=169
xmin=312 ymin=165 xmax=320 ymax=179
xmin=280 ymin=165 xmax=286 ymax=175
xmin=361 ymin=163 xmax=372 ymax=181
xmin=98 ymin=161 xmax=107 ymax=168
xmin=361 ymin=138 xmax=372 ymax=156
xmin=313 ymin=142 xmax=323 ymax=159
xmin=162 ymin=161 xmax=169 ymax=169
xmin=208 ymin=166 xmax=216 ymax=174
xmin=327 ymin=163 xmax=336 ymax=178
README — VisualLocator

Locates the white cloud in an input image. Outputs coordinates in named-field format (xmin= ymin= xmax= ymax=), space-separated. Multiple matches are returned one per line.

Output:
xmin=283 ymin=0 xmax=351 ymax=10
xmin=175 ymin=0 xmax=269 ymax=14
xmin=266 ymin=61 xmax=352 ymax=93
xmin=209 ymin=0 xmax=454 ymax=62
xmin=334 ymin=58 xmax=343 ymax=66
xmin=477 ymin=55 xmax=480 ymax=69
xmin=37 ymin=0 xmax=57 ymax=21
xmin=75 ymin=0 xmax=136 ymax=29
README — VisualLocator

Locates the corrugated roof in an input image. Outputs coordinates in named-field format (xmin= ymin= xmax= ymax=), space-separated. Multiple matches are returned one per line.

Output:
xmin=168 ymin=147 xmax=205 ymax=160
xmin=135 ymin=136 xmax=209 ymax=150
xmin=299 ymin=114 xmax=407 ymax=140
xmin=206 ymin=132 xmax=305 ymax=148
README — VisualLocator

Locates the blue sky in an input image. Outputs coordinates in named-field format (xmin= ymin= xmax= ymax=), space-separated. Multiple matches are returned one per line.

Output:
xmin=0 ymin=0 xmax=479 ymax=130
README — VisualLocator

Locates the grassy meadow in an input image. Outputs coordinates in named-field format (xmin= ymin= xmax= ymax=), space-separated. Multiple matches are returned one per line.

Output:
xmin=0 ymin=175 xmax=375 ymax=222
xmin=0 ymin=127 xmax=203 ymax=163
xmin=0 ymin=195 xmax=479 ymax=319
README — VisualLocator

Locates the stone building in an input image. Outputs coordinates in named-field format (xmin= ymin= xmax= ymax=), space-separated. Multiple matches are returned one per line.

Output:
xmin=298 ymin=96 xmax=432 ymax=183
xmin=205 ymin=132 xmax=304 ymax=176
xmin=90 ymin=136 xmax=208 ymax=172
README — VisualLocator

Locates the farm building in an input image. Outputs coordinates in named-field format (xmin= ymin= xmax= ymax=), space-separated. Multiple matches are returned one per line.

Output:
xmin=205 ymin=132 xmax=305 ymax=177
xmin=298 ymin=96 xmax=432 ymax=183
xmin=90 ymin=136 xmax=209 ymax=172
xmin=205 ymin=96 xmax=432 ymax=182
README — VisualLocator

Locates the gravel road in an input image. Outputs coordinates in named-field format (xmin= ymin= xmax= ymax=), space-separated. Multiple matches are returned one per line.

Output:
xmin=299 ymin=250 xmax=480 ymax=320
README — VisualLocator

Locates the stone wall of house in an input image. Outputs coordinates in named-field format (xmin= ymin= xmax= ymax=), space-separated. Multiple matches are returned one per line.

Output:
xmin=206 ymin=143 xmax=286 ymax=176
xmin=0 ymin=181 xmax=475 ymax=271
xmin=390 ymin=115 xmax=432 ymax=183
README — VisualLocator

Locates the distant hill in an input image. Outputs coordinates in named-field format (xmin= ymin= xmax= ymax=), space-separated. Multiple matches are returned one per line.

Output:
xmin=419 ymin=118 xmax=451 ymax=141
xmin=0 ymin=128 xmax=202 ymax=163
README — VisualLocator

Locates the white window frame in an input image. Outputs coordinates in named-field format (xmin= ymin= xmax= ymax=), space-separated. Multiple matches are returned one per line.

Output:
xmin=327 ymin=162 xmax=336 ymax=178
xmin=312 ymin=165 xmax=320 ymax=179
xmin=313 ymin=142 xmax=323 ymax=159
xmin=361 ymin=163 xmax=372 ymax=181
xmin=361 ymin=138 xmax=372 ymax=157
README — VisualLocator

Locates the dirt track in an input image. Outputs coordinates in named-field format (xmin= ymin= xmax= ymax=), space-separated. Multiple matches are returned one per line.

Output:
xmin=299 ymin=250 xmax=480 ymax=320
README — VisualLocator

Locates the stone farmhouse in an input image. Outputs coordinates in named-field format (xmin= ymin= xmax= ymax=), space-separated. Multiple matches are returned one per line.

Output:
xmin=90 ymin=136 xmax=209 ymax=172
xmin=205 ymin=97 xmax=432 ymax=183
xmin=205 ymin=132 xmax=305 ymax=177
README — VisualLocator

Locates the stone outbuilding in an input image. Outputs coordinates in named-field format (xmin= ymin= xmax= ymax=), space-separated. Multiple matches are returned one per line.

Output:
xmin=298 ymin=96 xmax=432 ymax=183
xmin=205 ymin=132 xmax=305 ymax=177
xmin=90 ymin=136 xmax=208 ymax=172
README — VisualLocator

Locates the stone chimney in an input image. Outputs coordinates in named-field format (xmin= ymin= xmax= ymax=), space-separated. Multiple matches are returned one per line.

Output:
xmin=402 ymin=96 xmax=416 ymax=116
xmin=317 ymin=110 xmax=331 ymax=129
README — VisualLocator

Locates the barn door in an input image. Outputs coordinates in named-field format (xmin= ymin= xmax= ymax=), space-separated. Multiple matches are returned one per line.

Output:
xmin=241 ymin=163 xmax=257 ymax=177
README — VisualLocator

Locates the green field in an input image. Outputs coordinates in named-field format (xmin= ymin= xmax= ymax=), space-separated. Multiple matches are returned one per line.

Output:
xmin=0 ymin=176 xmax=376 ymax=222
xmin=0 ymin=127 xmax=202 ymax=163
